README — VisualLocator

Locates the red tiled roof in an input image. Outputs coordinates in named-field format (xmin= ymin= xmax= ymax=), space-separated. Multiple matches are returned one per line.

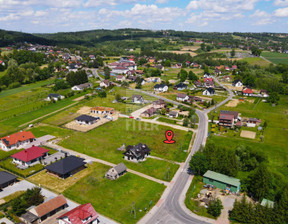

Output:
xmin=204 ymin=78 xmax=213 ymax=82
xmin=243 ymin=88 xmax=253 ymax=94
xmin=11 ymin=146 xmax=49 ymax=162
xmin=0 ymin=131 xmax=35 ymax=147
xmin=35 ymin=195 xmax=67 ymax=218
xmin=57 ymin=203 xmax=99 ymax=224
xmin=219 ymin=114 xmax=234 ymax=121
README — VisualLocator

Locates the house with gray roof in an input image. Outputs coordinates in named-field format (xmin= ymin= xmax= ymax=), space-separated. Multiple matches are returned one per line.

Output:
xmin=105 ymin=163 xmax=127 ymax=180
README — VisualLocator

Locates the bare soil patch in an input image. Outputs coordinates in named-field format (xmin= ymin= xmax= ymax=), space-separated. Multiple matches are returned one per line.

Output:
xmin=225 ymin=99 xmax=240 ymax=107
xmin=240 ymin=130 xmax=256 ymax=139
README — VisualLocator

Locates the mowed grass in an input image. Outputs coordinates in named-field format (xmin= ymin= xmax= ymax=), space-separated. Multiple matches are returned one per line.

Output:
xmin=262 ymin=51 xmax=288 ymax=65
xmin=240 ymin=57 xmax=271 ymax=67
xmin=209 ymin=96 xmax=288 ymax=179
xmin=28 ymin=163 xmax=97 ymax=193
xmin=63 ymin=162 xmax=166 ymax=224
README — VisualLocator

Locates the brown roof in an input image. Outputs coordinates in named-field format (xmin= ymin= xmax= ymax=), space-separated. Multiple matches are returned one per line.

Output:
xmin=91 ymin=106 xmax=114 ymax=112
xmin=0 ymin=131 xmax=35 ymax=147
xmin=34 ymin=195 xmax=67 ymax=217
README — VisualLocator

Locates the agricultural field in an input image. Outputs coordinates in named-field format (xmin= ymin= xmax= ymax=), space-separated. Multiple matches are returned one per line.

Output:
xmin=63 ymin=162 xmax=166 ymax=224
xmin=262 ymin=52 xmax=288 ymax=65
xmin=240 ymin=57 xmax=271 ymax=67
xmin=208 ymin=96 xmax=288 ymax=180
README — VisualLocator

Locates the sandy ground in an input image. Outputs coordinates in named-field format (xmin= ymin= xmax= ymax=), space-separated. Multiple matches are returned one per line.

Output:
xmin=171 ymin=51 xmax=198 ymax=57
xmin=181 ymin=46 xmax=200 ymax=51
xmin=77 ymin=106 xmax=91 ymax=114
xmin=240 ymin=130 xmax=256 ymax=139
xmin=225 ymin=99 xmax=240 ymax=107
xmin=225 ymin=85 xmax=243 ymax=91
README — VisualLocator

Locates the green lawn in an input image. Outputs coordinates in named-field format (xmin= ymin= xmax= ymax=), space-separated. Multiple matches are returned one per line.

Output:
xmin=262 ymin=52 xmax=288 ymax=65
xmin=209 ymin=95 xmax=288 ymax=180
xmin=158 ymin=117 xmax=178 ymax=125
xmin=240 ymin=57 xmax=271 ymax=67
xmin=64 ymin=162 xmax=166 ymax=224
xmin=0 ymin=149 xmax=19 ymax=161
xmin=0 ymin=158 xmax=44 ymax=178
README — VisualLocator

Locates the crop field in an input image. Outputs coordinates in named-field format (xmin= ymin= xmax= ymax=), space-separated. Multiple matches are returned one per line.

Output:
xmin=262 ymin=52 xmax=288 ymax=65
xmin=63 ymin=162 xmax=166 ymax=224
xmin=208 ymin=96 xmax=288 ymax=180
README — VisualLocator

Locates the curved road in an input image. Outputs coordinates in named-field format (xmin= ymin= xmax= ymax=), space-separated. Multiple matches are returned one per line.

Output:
xmin=135 ymin=77 xmax=234 ymax=224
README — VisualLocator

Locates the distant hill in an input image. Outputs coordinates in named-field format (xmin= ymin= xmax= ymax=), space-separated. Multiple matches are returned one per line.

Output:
xmin=0 ymin=29 xmax=53 ymax=47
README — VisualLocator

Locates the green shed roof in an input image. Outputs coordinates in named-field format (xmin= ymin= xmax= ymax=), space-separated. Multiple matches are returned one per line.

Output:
xmin=203 ymin=170 xmax=240 ymax=187
xmin=261 ymin=198 xmax=274 ymax=208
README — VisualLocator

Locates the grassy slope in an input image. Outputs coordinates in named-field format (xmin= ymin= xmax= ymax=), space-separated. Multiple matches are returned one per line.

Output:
xmin=240 ymin=57 xmax=271 ymax=67
xmin=262 ymin=52 xmax=288 ymax=65
xmin=209 ymin=96 xmax=288 ymax=180
xmin=64 ymin=162 xmax=166 ymax=224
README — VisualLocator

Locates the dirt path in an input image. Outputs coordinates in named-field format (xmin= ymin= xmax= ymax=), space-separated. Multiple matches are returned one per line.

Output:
xmin=20 ymin=102 xmax=79 ymax=128
xmin=44 ymin=142 xmax=169 ymax=186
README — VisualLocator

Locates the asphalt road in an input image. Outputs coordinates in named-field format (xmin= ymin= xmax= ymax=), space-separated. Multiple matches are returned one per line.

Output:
xmin=135 ymin=78 xmax=234 ymax=224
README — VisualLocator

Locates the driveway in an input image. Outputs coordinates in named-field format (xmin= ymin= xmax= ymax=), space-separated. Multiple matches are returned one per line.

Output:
xmin=23 ymin=135 xmax=55 ymax=149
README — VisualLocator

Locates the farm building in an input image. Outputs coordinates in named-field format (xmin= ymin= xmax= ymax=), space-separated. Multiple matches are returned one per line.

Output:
xmin=203 ymin=170 xmax=240 ymax=193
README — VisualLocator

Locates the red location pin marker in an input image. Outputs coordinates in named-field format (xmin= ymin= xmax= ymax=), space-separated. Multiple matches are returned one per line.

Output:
xmin=163 ymin=130 xmax=176 ymax=144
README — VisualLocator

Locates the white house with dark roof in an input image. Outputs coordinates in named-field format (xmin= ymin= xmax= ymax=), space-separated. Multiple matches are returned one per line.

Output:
xmin=47 ymin=93 xmax=64 ymax=101
xmin=71 ymin=83 xmax=92 ymax=91
xmin=203 ymin=88 xmax=215 ymax=96
xmin=75 ymin=115 xmax=99 ymax=125
xmin=154 ymin=84 xmax=168 ymax=92
xmin=131 ymin=95 xmax=144 ymax=104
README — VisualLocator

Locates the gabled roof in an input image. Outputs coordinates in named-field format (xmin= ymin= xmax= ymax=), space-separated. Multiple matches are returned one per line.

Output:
xmin=45 ymin=156 xmax=85 ymax=176
xmin=174 ymin=82 xmax=187 ymax=88
xmin=11 ymin=146 xmax=49 ymax=162
xmin=124 ymin=143 xmax=151 ymax=159
xmin=132 ymin=94 xmax=143 ymax=100
xmin=114 ymin=163 xmax=127 ymax=174
xmin=0 ymin=131 xmax=35 ymax=147
xmin=219 ymin=114 xmax=234 ymax=121
xmin=48 ymin=93 xmax=61 ymax=98
xmin=243 ymin=88 xmax=253 ymax=94
xmin=220 ymin=110 xmax=238 ymax=119
xmin=205 ymin=88 xmax=215 ymax=94
xmin=177 ymin=93 xmax=187 ymax=98
xmin=57 ymin=203 xmax=99 ymax=224
xmin=33 ymin=195 xmax=67 ymax=218
xmin=204 ymin=170 xmax=240 ymax=187
xmin=0 ymin=171 xmax=17 ymax=186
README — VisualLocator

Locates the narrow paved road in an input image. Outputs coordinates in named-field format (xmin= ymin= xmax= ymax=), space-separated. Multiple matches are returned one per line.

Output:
xmin=137 ymin=76 xmax=234 ymax=224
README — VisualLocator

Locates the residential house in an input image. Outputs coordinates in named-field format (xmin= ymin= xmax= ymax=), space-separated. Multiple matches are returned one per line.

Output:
xmin=260 ymin=89 xmax=269 ymax=97
xmin=232 ymin=80 xmax=243 ymax=87
xmin=204 ymin=80 xmax=215 ymax=88
xmin=27 ymin=195 xmax=68 ymax=223
xmin=127 ymin=75 xmax=137 ymax=82
xmin=141 ymin=107 xmax=157 ymax=117
xmin=112 ymin=66 xmax=129 ymax=74
xmin=75 ymin=115 xmax=99 ymax=125
xmin=123 ymin=143 xmax=151 ymax=162
xmin=204 ymin=73 xmax=211 ymax=78
xmin=131 ymin=95 xmax=144 ymax=104
xmin=203 ymin=170 xmax=240 ymax=193
xmin=260 ymin=199 xmax=274 ymax=209
xmin=105 ymin=163 xmax=127 ymax=180
xmin=0 ymin=131 xmax=36 ymax=151
xmin=194 ymin=80 xmax=202 ymax=88
xmin=222 ymin=75 xmax=232 ymax=82
xmin=231 ymin=65 xmax=238 ymax=70
xmin=89 ymin=55 xmax=95 ymax=60
xmin=154 ymin=84 xmax=168 ymax=92
xmin=146 ymin=77 xmax=161 ymax=83
xmin=218 ymin=110 xmax=239 ymax=127
xmin=192 ymin=96 xmax=203 ymax=103
xmin=174 ymin=82 xmax=188 ymax=91
xmin=57 ymin=203 xmax=99 ymax=224
xmin=100 ymin=80 xmax=112 ymax=88
xmin=152 ymin=99 xmax=166 ymax=109
xmin=155 ymin=64 xmax=164 ymax=71
xmin=47 ymin=94 xmax=64 ymax=101
xmin=168 ymin=111 xmax=178 ymax=118
xmin=91 ymin=107 xmax=115 ymax=115
xmin=243 ymin=87 xmax=253 ymax=96
xmin=71 ymin=83 xmax=93 ymax=91
xmin=203 ymin=88 xmax=215 ymax=96
xmin=116 ymin=75 xmax=125 ymax=82
xmin=246 ymin=118 xmax=261 ymax=127
xmin=45 ymin=156 xmax=86 ymax=179
xmin=176 ymin=93 xmax=189 ymax=102
xmin=214 ymin=68 xmax=222 ymax=75
xmin=11 ymin=146 xmax=49 ymax=167
xmin=0 ymin=171 xmax=17 ymax=190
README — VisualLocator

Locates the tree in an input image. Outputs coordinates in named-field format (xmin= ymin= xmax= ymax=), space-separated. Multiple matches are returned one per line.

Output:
xmin=53 ymin=79 xmax=69 ymax=91
xmin=251 ymin=46 xmax=262 ymax=56
xmin=115 ymin=93 xmax=121 ymax=102
xmin=183 ymin=117 xmax=189 ymax=127
xmin=98 ymin=91 xmax=107 ymax=98
xmin=207 ymin=198 xmax=223 ymax=218
xmin=104 ymin=66 xmax=110 ymax=79
xmin=282 ymin=72 xmax=288 ymax=84
xmin=178 ymin=69 xmax=188 ymax=82
xmin=66 ymin=70 xmax=88 ymax=86
xmin=246 ymin=163 xmax=270 ymax=200
xmin=188 ymin=70 xmax=198 ymax=81
xmin=267 ymin=92 xmax=280 ymax=104
xmin=189 ymin=151 xmax=208 ymax=175
xmin=231 ymin=49 xmax=236 ymax=58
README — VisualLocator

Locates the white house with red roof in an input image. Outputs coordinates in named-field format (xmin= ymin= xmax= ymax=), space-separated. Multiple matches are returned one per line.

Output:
xmin=57 ymin=203 xmax=99 ymax=224
xmin=243 ymin=87 xmax=253 ymax=96
xmin=0 ymin=131 xmax=35 ymax=151
xmin=11 ymin=146 xmax=49 ymax=166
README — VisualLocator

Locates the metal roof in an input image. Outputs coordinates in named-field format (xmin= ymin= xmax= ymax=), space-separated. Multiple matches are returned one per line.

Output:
xmin=203 ymin=170 xmax=240 ymax=187
xmin=0 ymin=171 xmax=17 ymax=186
